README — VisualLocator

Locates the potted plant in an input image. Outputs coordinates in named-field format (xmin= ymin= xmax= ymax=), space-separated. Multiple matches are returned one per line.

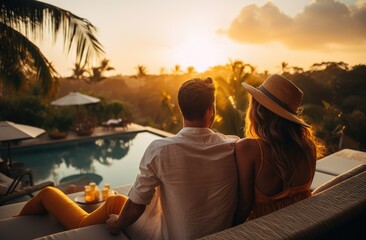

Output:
xmin=75 ymin=119 xmax=95 ymax=136
xmin=46 ymin=109 xmax=73 ymax=139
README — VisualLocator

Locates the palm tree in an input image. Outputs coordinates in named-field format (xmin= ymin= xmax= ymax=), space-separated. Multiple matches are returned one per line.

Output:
xmin=71 ymin=62 xmax=88 ymax=80
xmin=159 ymin=67 xmax=166 ymax=75
xmin=310 ymin=61 xmax=349 ymax=72
xmin=186 ymin=66 xmax=196 ymax=74
xmin=136 ymin=65 xmax=148 ymax=77
xmin=157 ymin=91 xmax=179 ymax=132
xmin=214 ymin=60 xmax=253 ymax=137
xmin=88 ymin=59 xmax=114 ymax=83
xmin=280 ymin=61 xmax=289 ymax=73
xmin=292 ymin=66 xmax=304 ymax=74
xmin=134 ymin=65 xmax=148 ymax=87
xmin=0 ymin=0 xmax=104 ymax=98
xmin=172 ymin=64 xmax=182 ymax=75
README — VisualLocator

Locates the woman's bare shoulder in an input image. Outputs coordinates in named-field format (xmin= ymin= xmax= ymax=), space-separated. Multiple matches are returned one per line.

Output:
xmin=235 ymin=138 xmax=261 ymax=158
xmin=236 ymin=138 xmax=258 ymax=149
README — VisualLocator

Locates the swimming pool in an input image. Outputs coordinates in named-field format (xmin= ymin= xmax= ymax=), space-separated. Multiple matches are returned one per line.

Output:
xmin=2 ymin=131 xmax=162 ymax=188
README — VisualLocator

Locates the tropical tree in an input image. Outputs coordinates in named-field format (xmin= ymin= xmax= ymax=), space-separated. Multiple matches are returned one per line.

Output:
xmin=292 ymin=66 xmax=304 ymax=74
xmin=0 ymin=0 xmax=104 ymax=98
xmin=157 ymin=91 xmax=179 ymax=132
xmin=172 ymin=64 xmax=182 ymax=75
xmin=186 ymin=66 xmax=196 ymax=74
xmin=310 ymin=61 xmax=349 ymax=72
xmin=280 ymin=61 xmax=289 ymax=73
xmin=214 ymin=60 xmax=255 ymax=137
xmin=71 ymin=62 xmax=88 ymax=80
xmin=135 ymin=65 xmax=148 ymax=87
xmin=136 ymin=65 xmax=148 ymax=77
xmin=159 ymin=67 xmax=166 ymax=75
xmin=88 ymin=58 xmax=114 ymax=83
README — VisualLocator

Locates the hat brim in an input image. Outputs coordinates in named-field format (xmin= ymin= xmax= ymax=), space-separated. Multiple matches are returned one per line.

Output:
xmin=242 ymin=82 xmax=310 ymax=127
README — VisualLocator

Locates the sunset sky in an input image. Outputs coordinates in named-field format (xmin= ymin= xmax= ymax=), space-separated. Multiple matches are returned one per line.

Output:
xmin=41 ymin=0 xmax=366 ymax=76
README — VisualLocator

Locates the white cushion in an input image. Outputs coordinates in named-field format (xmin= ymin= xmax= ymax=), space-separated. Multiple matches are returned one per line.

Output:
xmin=316 ymin=156 xmax=363 ymax=176
xmin=310 ymin=171 xmax=335 ymax=191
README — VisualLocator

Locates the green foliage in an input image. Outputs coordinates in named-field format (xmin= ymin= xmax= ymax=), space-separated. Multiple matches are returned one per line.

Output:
xmin=158 ymin=91 xmax=180 ymax=132
xmin=214 ymin=60 xmax=255 ymax=137
xmin=45 ymin=108 xmax=73 ymax=132
xmin=288 ymin=62 xmax=366 ymax=151
xmin=87 ymin=59 xmax=114 ymax=83
xmin=104 ymin=101 xmax=132 ymax=119
xmin=0 ymin=0 xmax=104 ymax=97
xmin=35 ymin=60 xmax=365 ymax=153
xmin=345 ymin=110 xmax=366 ymax=146
xmin=212 ymin=60 xmax=366 ymax=152
xmin=92 ymin=99 xmax=132 ymax=124
xmin=0 ymin=95 xmax=47 ymax=127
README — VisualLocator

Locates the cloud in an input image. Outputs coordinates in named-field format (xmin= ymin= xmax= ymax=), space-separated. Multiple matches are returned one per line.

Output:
xmin=221 ymin=0 xmax=366 ymax=50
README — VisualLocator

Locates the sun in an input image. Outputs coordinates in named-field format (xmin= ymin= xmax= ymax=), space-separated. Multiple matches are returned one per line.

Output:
xmin=173 ymin=34 xmax=228 ymax=72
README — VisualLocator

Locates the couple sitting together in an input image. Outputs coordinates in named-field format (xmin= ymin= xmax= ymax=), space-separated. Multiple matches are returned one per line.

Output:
xmin=17 ymin=74 xmax=325 ymax=240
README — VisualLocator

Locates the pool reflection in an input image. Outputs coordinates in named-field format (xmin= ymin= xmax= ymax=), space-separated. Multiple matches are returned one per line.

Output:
xmin=1 ymin=132 xmax=157 ymax=187
xmin=62 ymin=135 xmax=135 ymax=171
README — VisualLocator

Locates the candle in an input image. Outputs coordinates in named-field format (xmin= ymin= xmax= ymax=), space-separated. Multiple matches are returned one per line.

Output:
xmin=89 ymin=182 xmax=96 ymax=190
xmin=102 ymin=187 xmax=109 ymax=200
xmin=84 ymin=186 xmax=93 ymax=202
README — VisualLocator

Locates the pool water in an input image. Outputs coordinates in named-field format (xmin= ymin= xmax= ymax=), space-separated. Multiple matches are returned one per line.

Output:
xmin=4 ymin=132 xmax=162 ymax=188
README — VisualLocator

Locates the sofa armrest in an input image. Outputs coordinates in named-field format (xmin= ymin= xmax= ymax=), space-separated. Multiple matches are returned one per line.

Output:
xmin=199 ymin=170 xmax=366 ymax=240
xmin=34 ymin=224 xmax=130 ymax=240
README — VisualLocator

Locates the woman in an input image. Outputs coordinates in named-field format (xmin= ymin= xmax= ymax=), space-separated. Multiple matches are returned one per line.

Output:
xmin=17 ymin=187 xmax=127 ymax=230
xmin=234 ymin=74 xmax=325 ymax=225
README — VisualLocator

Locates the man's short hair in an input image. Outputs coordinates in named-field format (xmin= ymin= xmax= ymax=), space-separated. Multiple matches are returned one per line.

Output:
xmin=178 ymin=77 xmax=215 ymax=121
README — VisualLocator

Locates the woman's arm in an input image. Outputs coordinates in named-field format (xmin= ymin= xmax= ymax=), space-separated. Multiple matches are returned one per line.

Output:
xmin=233 ymin=139 xmax=257 ymax=226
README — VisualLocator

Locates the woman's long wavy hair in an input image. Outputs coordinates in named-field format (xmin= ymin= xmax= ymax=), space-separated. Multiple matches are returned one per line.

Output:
xmin=245 ymin=98 xmax=325 ymax=181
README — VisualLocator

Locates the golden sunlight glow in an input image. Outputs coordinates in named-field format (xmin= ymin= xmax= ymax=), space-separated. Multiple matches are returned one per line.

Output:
xmin=173 ymin=34 xmax=228 ymax=73
xmin=38 ymin=0 xmax=365 ymax=76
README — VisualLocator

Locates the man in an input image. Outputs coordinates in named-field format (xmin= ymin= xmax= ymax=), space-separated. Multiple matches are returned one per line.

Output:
xmin=107 ymin=77 xmax=239 ymax=239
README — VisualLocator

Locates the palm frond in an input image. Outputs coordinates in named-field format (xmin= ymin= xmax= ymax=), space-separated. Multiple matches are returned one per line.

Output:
xmin=1 ymin=0 xmax=104 ymax=64
xmin=0 ymin=22 xmax=58 ymax=96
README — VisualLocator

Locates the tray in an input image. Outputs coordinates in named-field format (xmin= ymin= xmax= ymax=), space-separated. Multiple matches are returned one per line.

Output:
xmin=75 ymin=190 xmax=118 ymax=204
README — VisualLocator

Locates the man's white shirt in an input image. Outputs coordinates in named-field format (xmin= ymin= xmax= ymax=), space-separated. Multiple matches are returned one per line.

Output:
xmin=127 ymin=127 xmax=239 ymax=240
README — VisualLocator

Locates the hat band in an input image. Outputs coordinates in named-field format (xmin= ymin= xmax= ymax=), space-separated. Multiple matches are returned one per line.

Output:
xmin=258 ymin=86 xmax=296 ymax=114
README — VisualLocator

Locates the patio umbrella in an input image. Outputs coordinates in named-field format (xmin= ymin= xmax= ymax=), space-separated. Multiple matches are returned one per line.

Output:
xmin=51 ymin=92 xmax=100 ymax=124
xmin=0 ymin=121 xmax=45 ymax=168
xmin=51 ymin=92 xmax=100 ymax=106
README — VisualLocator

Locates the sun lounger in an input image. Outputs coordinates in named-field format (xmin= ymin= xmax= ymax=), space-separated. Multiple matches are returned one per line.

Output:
xmin=0 ymin=165 xmax=54 ymax=206
xmin=101 ymin=118 xmax=130 ymax=130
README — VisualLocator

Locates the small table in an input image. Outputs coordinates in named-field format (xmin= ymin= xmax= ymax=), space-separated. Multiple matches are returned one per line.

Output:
xmin=73 ymin=190 xmax=118 ymax=213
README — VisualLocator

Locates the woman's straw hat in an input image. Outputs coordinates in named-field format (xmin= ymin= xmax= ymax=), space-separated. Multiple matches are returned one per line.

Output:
xmin=242 ymin=74 xmax=310 ymax=127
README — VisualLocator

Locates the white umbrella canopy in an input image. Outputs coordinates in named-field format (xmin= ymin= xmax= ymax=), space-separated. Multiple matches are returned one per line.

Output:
xmin=51 ymin=92 xmax=100 ymax=128
xmin=0 ymin=121 xmax=45 ymax=168
xmin=51 ymin=92 xmax=100 ymax=106
xmin=0 ymin=121 xmax=45 ymax=141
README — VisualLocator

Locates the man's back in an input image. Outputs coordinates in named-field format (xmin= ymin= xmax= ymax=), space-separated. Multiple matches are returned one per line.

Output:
xmin=128 ymin=127 xmax=239 ymax=239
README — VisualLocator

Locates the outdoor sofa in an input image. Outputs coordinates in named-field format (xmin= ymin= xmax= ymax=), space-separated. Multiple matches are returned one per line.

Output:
xmin=0 ymin=149 xmax=365 ymax=240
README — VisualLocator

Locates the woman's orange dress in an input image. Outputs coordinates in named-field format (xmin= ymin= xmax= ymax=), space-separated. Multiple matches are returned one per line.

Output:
xmin=247 ymin=141 xmax=312 ymax=221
